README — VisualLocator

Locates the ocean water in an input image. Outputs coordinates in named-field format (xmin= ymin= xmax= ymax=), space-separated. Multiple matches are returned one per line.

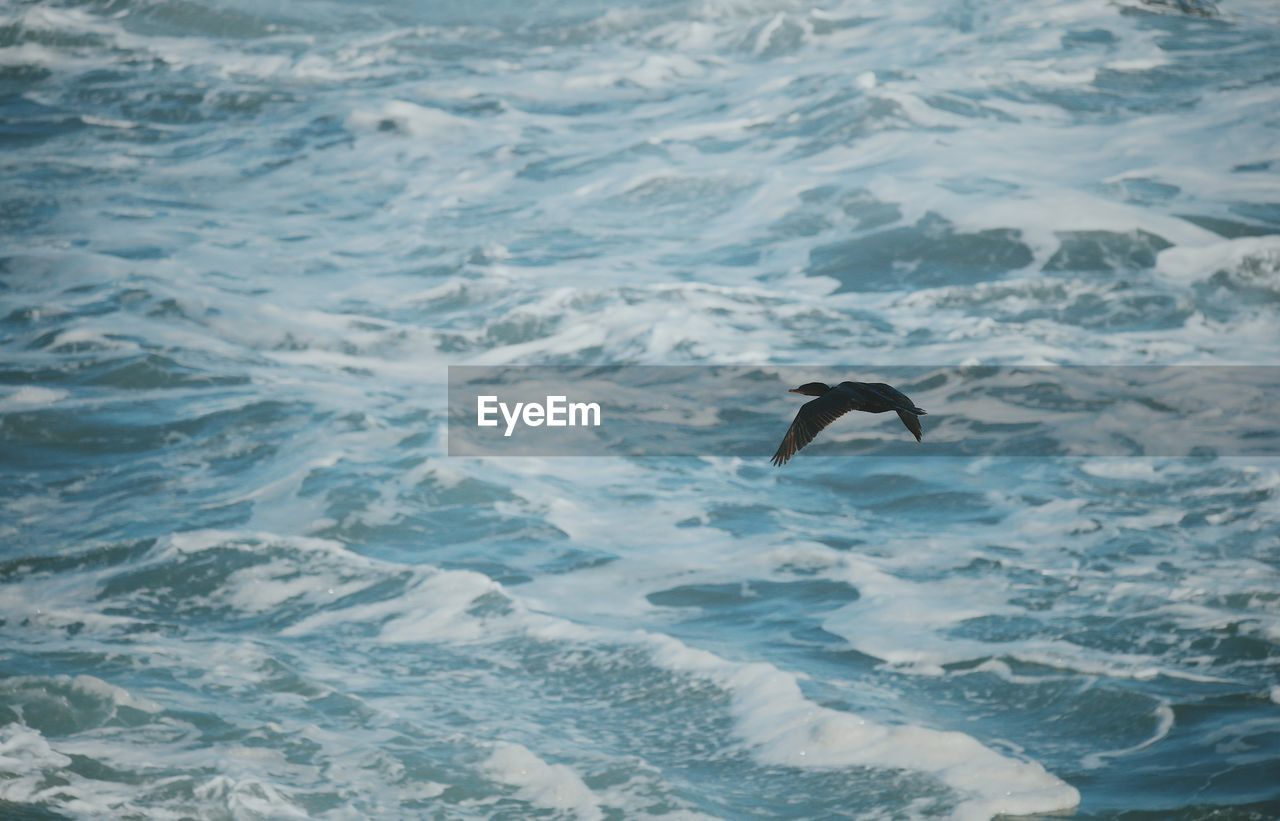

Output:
xmin=2 ymin=0 xmax=1280 ymax=817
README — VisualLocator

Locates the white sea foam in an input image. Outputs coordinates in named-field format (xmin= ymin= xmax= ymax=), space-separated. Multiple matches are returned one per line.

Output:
xmin=69 ymin=675 xmax=163 ymax=714
xmin=193 ymin=775 xmax=308 ymax=818
xmin=643 ymin=634 xmax=1080 ymax=820
xmin=1079 ymin=460 xmax=1163 ymax=480
xmin=49 ymin=519 xmax=1078 ymax=817
xmin=0 ymin=725 xmax=71 ymax=776
xmin=0 ymin=386 xmax=68 ymax=411
xmin=18 ymin=529 xmax=1080 ymax=816
xmin=484 ymin=742 xmax=603 ymax=819
xmin=1158 ymin=236 xmax=1280 ymax=290
xmin=1081 ymin=702 xmax=1176 ymax=769
xmin=347 ymin=100 xmax=474 ymax=138
xmin=261 ymin=532 xmax=1080 ymax=817
xmin=282 ymin=568 xmax=503 ymax=643
xmin=220 ymin=559 xmax=368 ymax=614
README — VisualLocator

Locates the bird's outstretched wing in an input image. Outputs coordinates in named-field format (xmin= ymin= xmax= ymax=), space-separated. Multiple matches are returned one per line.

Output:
xmin=863 ymin=382 xmax=926 ymax=415
xmin=858 ymin=382 xmax=925 ymax=442
xmin=771 ymin=391 xmax=863 ymax=466
xmin=896 ymin=409 xmax=923 ymax=442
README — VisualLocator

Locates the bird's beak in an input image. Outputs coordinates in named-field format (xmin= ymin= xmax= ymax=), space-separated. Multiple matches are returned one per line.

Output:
xmin=787 ymin=388 xmax=802 ymax=394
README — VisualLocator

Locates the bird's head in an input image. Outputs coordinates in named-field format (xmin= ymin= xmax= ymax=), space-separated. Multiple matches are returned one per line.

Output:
xmin=788 ymin=382 xmax=830 ymax=397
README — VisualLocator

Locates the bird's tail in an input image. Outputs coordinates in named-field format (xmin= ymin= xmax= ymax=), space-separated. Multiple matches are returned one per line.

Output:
xmin=896 ymin=410 xmax=923 ymax=442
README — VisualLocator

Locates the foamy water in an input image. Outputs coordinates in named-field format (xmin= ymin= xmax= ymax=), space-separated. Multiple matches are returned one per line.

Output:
xmin=2 ymin=0 xmax=1279 ymax=817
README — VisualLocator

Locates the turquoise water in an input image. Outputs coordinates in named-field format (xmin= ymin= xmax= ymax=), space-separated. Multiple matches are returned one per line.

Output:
xmin=2 ymin=0 xmax=1280 ymax=817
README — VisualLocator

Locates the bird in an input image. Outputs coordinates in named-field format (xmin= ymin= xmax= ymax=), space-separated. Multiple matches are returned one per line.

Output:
xmin=772 ymin=381 xmax=927 ymax=466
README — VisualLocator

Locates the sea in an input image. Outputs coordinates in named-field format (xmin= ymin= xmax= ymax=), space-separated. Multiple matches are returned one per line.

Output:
xmin=2 ymin=0 xmax=1279 ymax=817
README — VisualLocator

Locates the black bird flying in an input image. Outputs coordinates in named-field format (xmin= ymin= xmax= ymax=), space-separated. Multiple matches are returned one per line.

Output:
xmin=772 ymin=381 xmax=926 ymax=466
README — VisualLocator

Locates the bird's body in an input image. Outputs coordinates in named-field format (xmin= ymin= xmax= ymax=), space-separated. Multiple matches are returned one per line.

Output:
xmin=771 ymin=380 xmax=926 ymax=466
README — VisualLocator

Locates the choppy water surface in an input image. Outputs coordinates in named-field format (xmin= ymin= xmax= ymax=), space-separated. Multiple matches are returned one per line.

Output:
xmin=3 ymin=0 xmax=1280 ymax=817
